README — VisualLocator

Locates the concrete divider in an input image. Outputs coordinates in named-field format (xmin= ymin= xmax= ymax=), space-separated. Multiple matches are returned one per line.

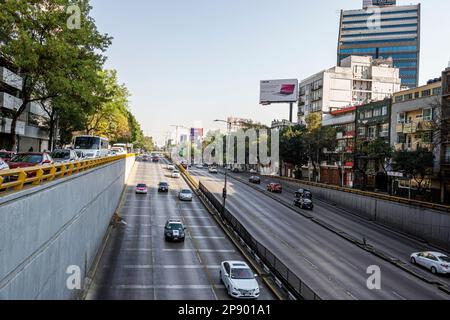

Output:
xmin=0 ymin=155 xmax=135 ymax=299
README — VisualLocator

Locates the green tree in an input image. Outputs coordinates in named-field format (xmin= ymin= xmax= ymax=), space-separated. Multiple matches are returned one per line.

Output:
xmin=392 ymin=147 xmax=434 ymax=195
xmin=0 ymin=0 xmax=111 ymax=149
xmin=280 ymin=125 xmax=308 ymax=177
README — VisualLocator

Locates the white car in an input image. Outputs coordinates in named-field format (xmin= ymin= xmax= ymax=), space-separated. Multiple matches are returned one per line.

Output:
xmin=220 ymin=261 xmax=260 ymax=299
xmin=172 ymin=170 xmax=181 ymax=178
xmin=196 ymin=164 xmax=203 ymax=169
xmin=167 ymin=164 xmax=175 ymax=171
xmin=410 ymin=252 xmax=450 ymax=275
xmin=209 ymin=167 xmax=218 ymax=174
xmin=249 ymin=169 xmax=257 ymax=174
xmin=178 ymin=189 xmax=193 ymax=201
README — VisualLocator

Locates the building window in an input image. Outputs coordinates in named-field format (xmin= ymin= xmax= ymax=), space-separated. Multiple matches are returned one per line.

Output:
xmin=432 ymin=87 xmax=441 ymax=96
xmin=382 ymin=106 xmax=388 ymax=116
xmin=404 ymin=93 xmax=413 ymax=101
xmin=423 ymin=108 xmax=433 ymax=121
xmin=397 ymin=113 xmax=406 ymax=124
xmin=422 ymin=89 xmax=431 ymax=97
xmin=380 ymin=124 xmax=389 ymax=138
xmin=414 ymin=91 xmax=420 ymax=99
xmin=360 ymin=112 xmax=365 ymax=120
xmin=358 ymin=127 xmax=366 ymax=137
xmin=373 ymin=108 xmax=381 ymax=117
xmin=368 ymin=126 xmax=377 ymax=139
xmin=397 ymin=134 xmax=406 ymax=144
xmin=394 ymin=96 xmax=403 ymax=103
xmin=365 ymin=110 xmax=373 ymax=119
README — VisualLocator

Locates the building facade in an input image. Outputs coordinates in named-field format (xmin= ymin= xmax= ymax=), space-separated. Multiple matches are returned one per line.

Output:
xmin=354 ymin=99 xmax=392 ymax=190
xmin=321 ymin=106 xmax=356 ymax=187
xmin=338 ymin=2 xmax=420 ymax=88
xmin=298 ymin=55 xmax=401 ymax=124
xmin=440 ymin=66 xmax=450 ymax=203
xmin=0 ymin=59 xmax=50 ymax=152
xmin=390 ymin=80 xmax=442 ymax=200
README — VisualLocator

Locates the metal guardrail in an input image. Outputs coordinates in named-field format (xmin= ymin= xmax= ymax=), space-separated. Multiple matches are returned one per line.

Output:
xmin=268 ymin=175 xmax=450 ymax=214
xmin=198 ymin=181 xmax=321 ymax=300
xmin=0 ymin=154 xmax=134 ymax=194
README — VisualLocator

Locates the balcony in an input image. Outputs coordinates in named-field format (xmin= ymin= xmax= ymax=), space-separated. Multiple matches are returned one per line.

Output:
xmin=1 ymin=118 xmax=26 ymax=135
xmin=403 ymin=123 xmax=418 ymax=134
xmin=0 ymin=67 xmax=23 ymax=90
xmin=396 ymin=123 xmax=404 ymax=133
xmin=394 ymin=143 xmax=405 ymax=151
xmin=418 ymin=120 xmax=434 ymax=131
xmin=0 ymin=92 xmax=22 ymax=110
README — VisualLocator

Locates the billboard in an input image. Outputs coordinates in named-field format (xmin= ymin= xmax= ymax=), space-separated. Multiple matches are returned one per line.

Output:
xmin=260 ymin=79 xmax=298 ymax=104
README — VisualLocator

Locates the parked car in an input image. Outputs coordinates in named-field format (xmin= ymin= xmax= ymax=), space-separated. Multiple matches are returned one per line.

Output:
xmin=196 ymin=164 xmax=203 ymax=169
xmin=135 ymin=183 xmax=148 ymax=194
xmin=167 ymin=164 xmax=175 ymax=171
xmin=164 ymin=219 xmax=186 ymax=242
xmin=178 ymin=189 xmax=193 ymax=201
xmin=249 ymin=169 xmax=257 ymax=174
xmin=7 ymin=152 xmax=53 ymax=169
xmin=295 ymin=188 xmax=313 ymax=200
xmin=209 ymin=167 xmax=218 ymax=174
xmin=158 ymin=182 xmax=169 ymax=193
xmin=249 ymin=176 xmax=261 ymax=184
xmin=294 ymin=197 xmax=314 ymax=210
xmin=51 ymin=149 xmax=79 ymax=163
xmin=0 ymin=158 xmax=10 ymax=171
xmin=172 ymin=170 xmax=181 ymax=178
xmin=220 ymin=261 xmax=260 ymax=299
xmin=267 ymin=183 xmax=282 ymax=193
xmin=0 ymin=150 xmax=16 ymax=162
xmin=410 ymin=252 xmax=450 ymax=275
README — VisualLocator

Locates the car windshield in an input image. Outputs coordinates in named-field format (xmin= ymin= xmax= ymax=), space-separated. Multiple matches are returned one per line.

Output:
xmin=51 ymin=151 xmax=70 ymax=160
xmin=167 ymin=223 xmax=183 ymax=230
xmin=0 ymin=152 xmax=12 ymax=159
xmin=159 ymin=182 xmax=168 ymax=186
xmin=137 ymin=184 xmax=147 ymax=188
xmin=181 ymin=190 xmax=191 ymax=194
xmin=231 ymin=268 xmax=254 ymax=280
xmin=74 ymin=137 xmax=100 ymax=150
xmin=439 ymin=256 xmax=450 ymax=263
xmin=11 ymin=154 xmax=43 ymax=164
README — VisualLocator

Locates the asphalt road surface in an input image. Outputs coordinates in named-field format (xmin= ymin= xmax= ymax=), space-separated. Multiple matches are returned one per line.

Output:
xmin=86 ymin=160 xmax=275 ymax=300
xmin=187 ymin=167 xmax=450 ymax=300
xmin=230 ymin=171 xmax=450 ymax=288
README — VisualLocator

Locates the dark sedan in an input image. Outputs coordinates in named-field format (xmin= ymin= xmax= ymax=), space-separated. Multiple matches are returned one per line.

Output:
xmin=249 ymin=176 xmax=261 ymax=184
xmin=158 ymin=182 xmax=169 ymax=192
xmin=294 ymin=197 xmax=314 ymax=210
xmin=295 ymin=188 xmax=313 ymax=200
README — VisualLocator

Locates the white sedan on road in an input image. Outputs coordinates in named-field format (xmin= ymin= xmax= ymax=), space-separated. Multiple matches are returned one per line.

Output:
xmin=220 ymin=261 xmax=260 ymax=299
xmin=410 ymin=251 xmax=450 ymax=275
xmin=209 ymin=167 xmax=218 ymax=174
xmin=171 ymin=170 xmax=181 ymax=178
xmin=167 ymin=164 xmax=175 ymax=171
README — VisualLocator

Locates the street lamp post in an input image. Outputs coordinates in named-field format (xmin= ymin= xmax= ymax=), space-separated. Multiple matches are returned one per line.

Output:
xmin=214 ymin=119 xmax=232 ymax=215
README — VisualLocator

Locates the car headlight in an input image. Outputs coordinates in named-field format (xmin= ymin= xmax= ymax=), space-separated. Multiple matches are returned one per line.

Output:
xmin=166 ymin=232 xmax=172 ymax=236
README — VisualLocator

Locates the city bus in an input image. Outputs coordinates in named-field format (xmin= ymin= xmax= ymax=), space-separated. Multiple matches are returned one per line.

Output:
xmin=112 ymin=143 xmax=133 ymax=153
xmin=73 ymin=135 xmax=110 ymax=159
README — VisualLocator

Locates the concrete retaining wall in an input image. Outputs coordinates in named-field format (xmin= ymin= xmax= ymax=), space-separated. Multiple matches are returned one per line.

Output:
xmin=298 ymin=183 xmax=450 ymax=250
xmin=0 ymin=156 xmax=135 ymax=299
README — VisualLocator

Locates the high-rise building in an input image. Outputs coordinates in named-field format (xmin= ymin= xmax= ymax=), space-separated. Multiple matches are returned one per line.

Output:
xmin=338 ymin=2 xmax=420 ymax=88
xmin=298 ymin=55 xmax=401 ymax=124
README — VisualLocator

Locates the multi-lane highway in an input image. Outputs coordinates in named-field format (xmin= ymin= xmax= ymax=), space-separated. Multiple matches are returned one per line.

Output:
xmin=187 ymin=167 xmax=450 ymax=300
xmin=228 ymin=171 xmax=450 ymax=288
xmin=86 ymin=160 xmax=275 ymax=300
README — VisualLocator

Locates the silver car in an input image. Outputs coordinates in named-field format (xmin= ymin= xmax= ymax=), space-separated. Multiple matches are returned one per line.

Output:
xmin=178 ymin=189 xmax=193 ymax=201
xmin=410 ymin=251 xmax=450 ymax=275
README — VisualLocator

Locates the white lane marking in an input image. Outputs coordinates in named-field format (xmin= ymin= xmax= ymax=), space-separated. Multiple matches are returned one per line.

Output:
xmin=191 ymin=236 xmax=226 ymax=240
xmin=122 ymin=265 xmax=220 ymax=269
xmin=114 ymin=285 xmax=225 ymax=290
xmin=162 ymin=249 xmax=235 ymax=253
xmin=392 ymin=291 xmax=407 ymax=300
xmin=125 ymin=235 xmax=152 ymax=238
xmin=123 ymin=248 xmax=153 ymax=252
xmin=122 ymin=206 xmax=152 ymax=209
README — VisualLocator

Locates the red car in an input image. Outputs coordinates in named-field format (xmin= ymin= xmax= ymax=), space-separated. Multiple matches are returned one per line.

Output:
xmin=267 ymin=183 xmax=282 ymax=193
xmin=0 ymin=150 xmax=16 ymax=162
xmin=7 ymin=152 xmax=53 ymax=169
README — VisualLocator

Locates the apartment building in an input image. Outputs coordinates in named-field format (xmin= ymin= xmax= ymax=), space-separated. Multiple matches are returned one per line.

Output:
xmin=0 ymin=59 xmax=50 ymax=152
xmin=440 ymin=66 xmax=450 ymax=203
xmin=298 ymin=55 xmax=401 ymax=125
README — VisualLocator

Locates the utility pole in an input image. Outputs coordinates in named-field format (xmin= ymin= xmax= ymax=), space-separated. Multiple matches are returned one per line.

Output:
xmin=215 ymin=119 xmax=233 ymax=215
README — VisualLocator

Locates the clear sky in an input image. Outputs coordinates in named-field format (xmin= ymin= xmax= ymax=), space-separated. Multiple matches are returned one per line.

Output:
xmin=90 ymin=0 xmax=450 ymax=145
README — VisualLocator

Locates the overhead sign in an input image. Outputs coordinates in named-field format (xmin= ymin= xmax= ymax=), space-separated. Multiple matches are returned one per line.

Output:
xmin=260 ymin=79 xmax=298 ymax=104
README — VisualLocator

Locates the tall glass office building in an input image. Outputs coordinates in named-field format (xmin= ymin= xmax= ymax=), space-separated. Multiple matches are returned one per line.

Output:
xmin=338 ymin=2 xmax=420 ymax=88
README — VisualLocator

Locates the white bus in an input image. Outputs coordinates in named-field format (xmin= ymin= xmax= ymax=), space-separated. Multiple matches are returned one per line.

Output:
xmin=73 ymin=135 xmax=110 ymax=159
xmin=112 ymin=143 xmax=133 ymax=153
